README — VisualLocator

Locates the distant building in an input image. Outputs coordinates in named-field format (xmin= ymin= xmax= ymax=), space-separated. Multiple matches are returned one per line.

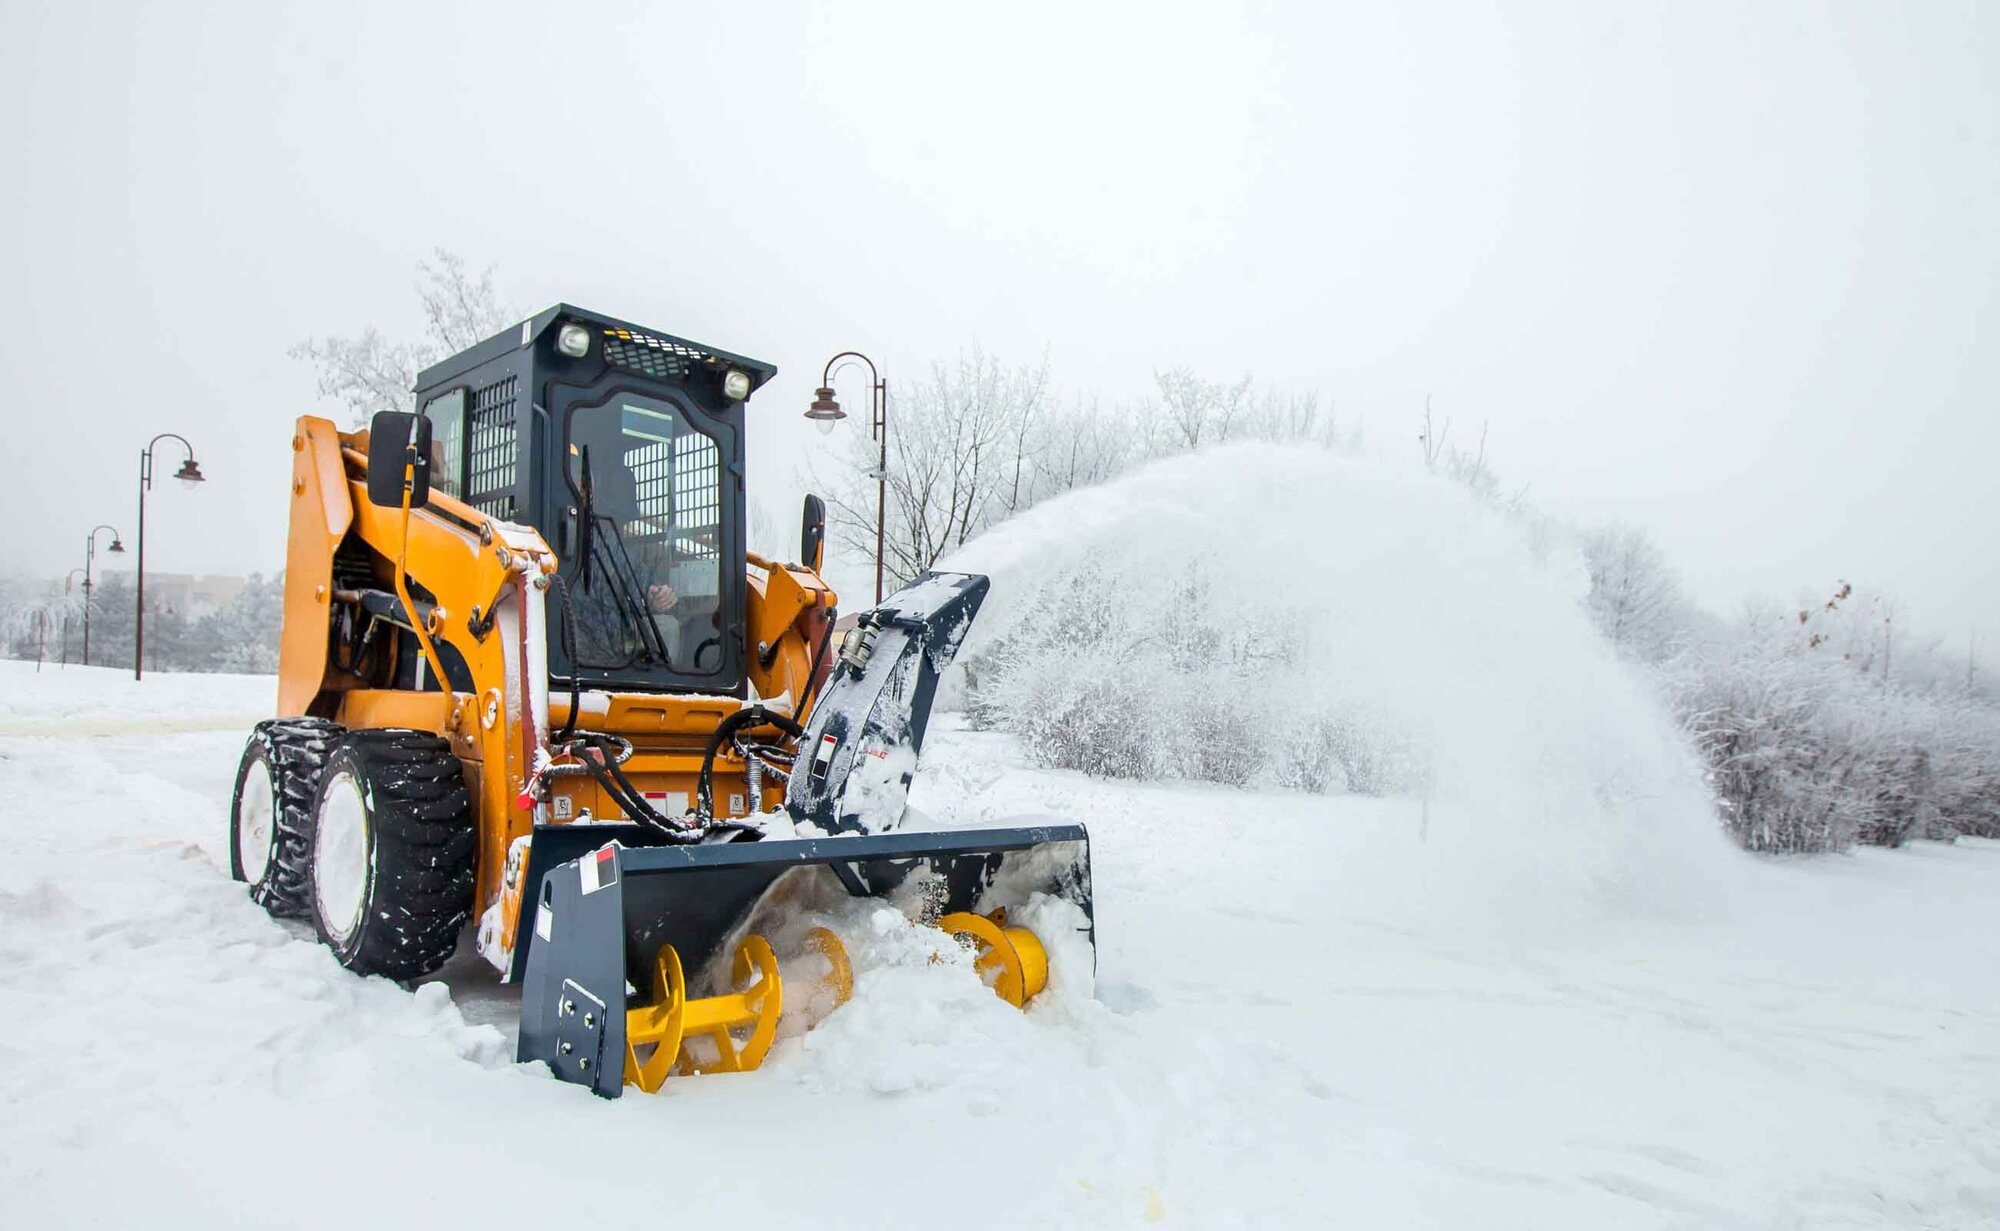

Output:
xmin=97 ymin=571 xmax=246 ymax=619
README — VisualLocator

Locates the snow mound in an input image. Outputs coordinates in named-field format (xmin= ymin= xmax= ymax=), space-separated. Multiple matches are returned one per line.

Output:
xmin=944 ymin=443 xmax=1737 ymax=926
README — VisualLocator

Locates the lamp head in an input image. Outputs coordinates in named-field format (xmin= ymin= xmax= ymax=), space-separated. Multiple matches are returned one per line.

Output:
xmin=805 ymin=387 xmax=846 ymax=436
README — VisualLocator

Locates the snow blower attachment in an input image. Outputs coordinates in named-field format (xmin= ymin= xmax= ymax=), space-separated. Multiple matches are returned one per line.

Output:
xmin=513 ymin=570 xmax=1094 ymax=1097
xmin=236 ymin=306 xmax=1093 ymax=1101
xmin=518 ymin=824 xmax=1092 ymax=1096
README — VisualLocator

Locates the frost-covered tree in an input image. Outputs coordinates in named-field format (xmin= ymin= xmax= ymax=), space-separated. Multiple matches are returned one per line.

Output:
xmin=1581 ymin=525 xmax=1688 ymax=662
xmin=1140 ymin=369 xmax=1341 ymax=455
xmin=2 ymin=582 xmax=86 ymax=669
xmin=291 ymin=250 xmax=514 ymax=426
xmin=3 ymin=571 xmax=288 ymax=676
xmin=818 ymin=356 xmax=1343 ymax=592
xmin=185 ymin=573 xmax=286 ymax=673
xmin=1150 ymin=367 xmax=1252 ymax=451
xmin=820 ymin=353 xmax=1345 ymax=591
xmin=1034 ymin=398 xmax=1134 ymax=496
xmin=818 ymin=347 xmax=1052 ymax=589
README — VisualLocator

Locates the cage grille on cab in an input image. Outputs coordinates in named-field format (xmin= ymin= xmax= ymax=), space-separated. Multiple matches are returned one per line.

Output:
xmin=603 ymin=328 xmax=710 ymax=381
xmin=466 ymin=377 xmax=518 ymax=519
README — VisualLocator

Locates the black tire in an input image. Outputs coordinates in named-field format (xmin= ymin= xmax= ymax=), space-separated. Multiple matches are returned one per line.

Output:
xmin=229 ymin=718 xmax=342 ymax=917
xmin=307 ymin=729 xmax=475 ymax=980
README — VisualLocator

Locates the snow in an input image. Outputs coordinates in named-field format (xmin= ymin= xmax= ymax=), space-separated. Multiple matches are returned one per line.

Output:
xmin=839 ymin=739 xmax=918 ymax=830
xmin=4 ymin=663 xmax=1999 ymax=1228
xmin=944 ymin=443 xmax=1742 ymax=933
xmin=880 ymin=569 xmax=975 ymax=616
xmin=0 ymin=660 xmax=273 ymax=733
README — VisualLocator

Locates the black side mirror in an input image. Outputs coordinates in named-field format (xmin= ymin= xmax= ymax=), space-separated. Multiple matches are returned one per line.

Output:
xmin=366 ymin=410 xmax=433 ymax=510
xmin=800 ymin=494 xmax=827 ymax=573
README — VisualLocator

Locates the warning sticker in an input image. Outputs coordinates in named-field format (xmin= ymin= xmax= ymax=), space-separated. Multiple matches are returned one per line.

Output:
xmin=579 ymin=844 xmax=618 ymax=895
xmin=643 ymin=790 xmax=690 ymax=817
xmin=811 ymin=733 xmax=839 ymax=782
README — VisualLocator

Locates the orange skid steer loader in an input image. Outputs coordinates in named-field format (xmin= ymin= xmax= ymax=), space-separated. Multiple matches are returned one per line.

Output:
xmin=228 ymin=306 xmax=1092 ymax=1096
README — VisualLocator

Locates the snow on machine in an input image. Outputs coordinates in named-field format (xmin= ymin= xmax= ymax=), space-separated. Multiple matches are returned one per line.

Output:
xmin=227 ymin=305 xmax=1093 ymax=1096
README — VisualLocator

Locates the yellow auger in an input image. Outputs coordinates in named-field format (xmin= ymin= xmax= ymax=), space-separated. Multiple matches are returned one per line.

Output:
xmin=939 ymin=909 xmax=1050 ymax=1008
xmin=624 ymin=934 xmax=788 ymax=1093
xmin=523 ymin=822 xmax=1092 ymax=1099
xmin=620 ymin=915 xmax=1049 ymax=1092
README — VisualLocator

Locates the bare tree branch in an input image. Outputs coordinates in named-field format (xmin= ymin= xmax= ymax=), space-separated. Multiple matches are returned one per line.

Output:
xmin=291 ymin=250 xmax=514 ymax=425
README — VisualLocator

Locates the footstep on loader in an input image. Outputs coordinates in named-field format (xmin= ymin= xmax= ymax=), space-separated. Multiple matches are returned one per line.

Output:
xmin=228 ymin=306 xmax=1093 ymax=1096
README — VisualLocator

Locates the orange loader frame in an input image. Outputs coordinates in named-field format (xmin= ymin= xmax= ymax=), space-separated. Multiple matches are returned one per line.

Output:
xmin=275 ymin=414 xmax=836 ymax=971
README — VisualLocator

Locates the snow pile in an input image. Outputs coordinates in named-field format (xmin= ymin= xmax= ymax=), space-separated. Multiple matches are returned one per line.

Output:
xmin=946 ymin=443 xmax=1736 ymax=924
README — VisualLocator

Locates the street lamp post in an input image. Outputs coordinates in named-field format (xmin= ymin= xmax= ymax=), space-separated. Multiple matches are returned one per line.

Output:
xmin=135 ymin=434 xmax=206 ymax=680
xmin=805 ymin=352 xmax=888 ymax=603
xmin=82 ymin=523 xmax=125 ymax=666
xmin=62 ymin=568 xmax=86 ymax=665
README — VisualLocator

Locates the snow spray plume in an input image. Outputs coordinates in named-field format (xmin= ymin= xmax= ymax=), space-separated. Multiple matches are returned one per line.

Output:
xmin=945 ymin=443 xmax=1740 ymax=931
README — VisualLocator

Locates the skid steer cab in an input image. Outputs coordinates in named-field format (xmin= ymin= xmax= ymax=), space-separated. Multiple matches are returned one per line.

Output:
xmin=227 ymin=305 xmax=1092 ymax=1096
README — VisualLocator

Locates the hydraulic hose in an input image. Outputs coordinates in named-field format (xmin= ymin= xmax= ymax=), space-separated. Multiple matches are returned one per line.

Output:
xmin=558 ymin=731 xmax=705 ymax=844
xmin=791 ymin=607 xmax=838 ymax=724
xmin=697 ymin=706 xmax=805 ymax=823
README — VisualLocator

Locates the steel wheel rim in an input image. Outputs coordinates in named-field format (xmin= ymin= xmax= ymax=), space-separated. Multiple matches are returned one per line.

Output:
xmin=238 ymin=768 xmax=276 ymax=884
xmin=315 ymin=769 xmax=370 ymax=943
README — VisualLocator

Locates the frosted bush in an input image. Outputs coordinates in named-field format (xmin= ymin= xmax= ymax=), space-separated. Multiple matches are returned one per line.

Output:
xmin=1668 ymin=647 xmax=1864 ymax=852
xmin=1163 ymin=678 xmax=1265 ymax=786
xmin=1018 ymin=670 xmax=1158 ymax=780
xmin=1665 ymin=626 xmax=2000 ymax=852
xmin=961 ymin=559 xmax=1298 ymax=788
xmin=1273 ymin=705 xmax=1430 ymax=796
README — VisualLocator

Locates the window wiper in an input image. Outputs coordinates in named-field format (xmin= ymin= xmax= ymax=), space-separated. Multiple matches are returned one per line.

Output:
xmin=571 ymin=443 xmax=674 ymax=668
xmin=593 ymin=517 xmax=675 ymax=667
xmin=572 ymin=443 xmax=599 ymax=595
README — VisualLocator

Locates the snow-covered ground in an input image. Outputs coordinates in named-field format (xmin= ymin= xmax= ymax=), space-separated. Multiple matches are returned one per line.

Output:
xmin=1 ymin=660 xmax=1997 ymax=1229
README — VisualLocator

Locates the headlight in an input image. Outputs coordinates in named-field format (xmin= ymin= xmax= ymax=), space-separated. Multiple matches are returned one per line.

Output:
xmin=557 ymin=323 xmax=591 ymax=358
xmin=722 ymin=369 xmax=752 ymax=401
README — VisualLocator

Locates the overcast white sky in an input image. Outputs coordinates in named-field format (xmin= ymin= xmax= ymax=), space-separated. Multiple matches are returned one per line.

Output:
xmin=2 ymin=1 xmax=1994 ymax=656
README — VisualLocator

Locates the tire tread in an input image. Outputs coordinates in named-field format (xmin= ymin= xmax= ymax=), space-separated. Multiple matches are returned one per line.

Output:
xmin=232 ymin=718 xmax=341 ymax=918
xmin=311 ymin=728 xmax=475 ymax=981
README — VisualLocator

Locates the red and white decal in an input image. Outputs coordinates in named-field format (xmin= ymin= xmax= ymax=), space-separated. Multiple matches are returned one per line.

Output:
xmin=580 ymin=844 xmax=618 ymax=895
xmin=643 ymin=790 xmax=689 ymax=817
